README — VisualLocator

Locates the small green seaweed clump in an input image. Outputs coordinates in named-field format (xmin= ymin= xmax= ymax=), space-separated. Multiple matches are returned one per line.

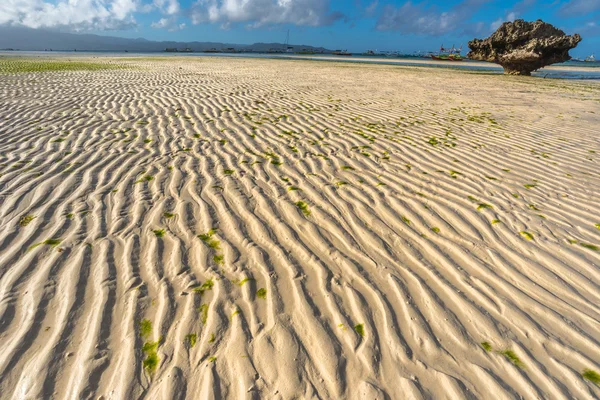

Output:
xmin=28 ymin=238 xmax=62 ymax=251
xmin=520 ymin=231 xmax=534 ymax=240
xmin=193 ymin=279 xmax=214 ymax=296
xmin=198 ymin=304 xmax=209 ymax=324
xmin=481 ymin=341 xmax=493 ymax=352
xmin=139 ymin=319 xmax=152 ymax=338
xmin=19 ymin=214 xmax=36 ymax=227
xmin=237 ymin=277 xmax=254 ymax=286
xmin=500 ymin=349 xmax=525 ymax=369
xmin=354 ymin=323 xmax=365 ymax=337
xmin=296 ymin=201 xmax=311 ymax=216
xmin=583 ymin=369 xmax=600 ymax=385
xmin=580 ymin=243 xmax=600 ymax=252
xmin=153 ymin=229 xmax=166 ymax=238
xmin=198 ymin=229 xmax=220 ymax=250
xmin=213 ymin=254 xmax=224 ymax=265
xmin=142 ymin=340 xmax=160 ymax=373
xmin=135 ymin=175 xmax=154 ymax=184
xmin=256 ymin=288 xmax=267 ymax=299
xmin=185 ymin=333 xmax=197 ymax=348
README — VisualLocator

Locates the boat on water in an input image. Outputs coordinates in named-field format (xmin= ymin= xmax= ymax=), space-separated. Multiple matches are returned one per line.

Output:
xmin=585 ymin=54 xmax=596 ymax=62
xmin=431 ymin=54 xmax=464 ymax=61
xmin=361 ymin=50 xmax=400 ymax=57
xmin=296 ymin=49 xmax=317 ymax=55
xmin=268 ymin=30 xmax=294 ymax=54
xmin=430 ymin=45 xmax=465 ymax=61
xmin=332 ymin=50 xmax=352 ymax=56
xmin=165 ymin=47 xmax=194 ymax=53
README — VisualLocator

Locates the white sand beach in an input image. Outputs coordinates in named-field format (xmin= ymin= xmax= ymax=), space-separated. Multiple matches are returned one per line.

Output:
xmin=0 ymin=56 xmax=599 ymax=399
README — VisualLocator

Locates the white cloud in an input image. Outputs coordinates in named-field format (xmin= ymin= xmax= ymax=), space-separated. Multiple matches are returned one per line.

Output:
xmin=154 ymin=0 xmax=180 ymax=15
xmin=376 ymin=0 xmax=489 ymax=35
xmin=487 ymin=0 xmax=537 ymax=33
xmin=151 ymin=16 xmax=186 ymax=31
xmin=190 ymin=0 xmax=343 ymax=28
xmin=490 ymin=18 xmax=503 ymax=31
xmin=0 ymin=0 xmax=144 ymax=30
xmin=559 ymin=0 xmax=600 ymax=16
xmin=365 ymin=1 xmax=378 ymax=16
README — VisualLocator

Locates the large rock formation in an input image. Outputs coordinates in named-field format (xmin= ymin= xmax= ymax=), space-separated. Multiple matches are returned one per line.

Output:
xmin=468 ymin=19 xmax=581 ymax=76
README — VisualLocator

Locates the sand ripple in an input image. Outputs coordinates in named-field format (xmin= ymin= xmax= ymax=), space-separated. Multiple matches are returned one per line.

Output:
xmin=1 ymin=57 xmax=600 ymax=399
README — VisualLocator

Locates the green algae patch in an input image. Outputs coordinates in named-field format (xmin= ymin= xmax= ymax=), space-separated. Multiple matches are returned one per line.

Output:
xmin=256 ymin=288 xmax=267 ymax=299
xmin=185 ymin=333 xmax=197 ymax=348
xmin=19 ymin=214 xmax=36 ymax=227
xmin=0 ymin=59 xmax=127 ymax=74
xmin=583 ymin=369 xmax=600 ymax=385
xmin=135 ymin=175 xmax=154 ymax=184
xmin=198 ymin=304 xmax=209 ymax=324
xmin=29 ymin=238 xmax=61 ymax=251
xmin=193 ymin=279 xmax=214 ymax=296
xmin=296 ymin=201 xmax=311 ymax=216
xmin=500 ymin=349 xmax=525 ymax=369
xmin=354 ymin=323 xmax=365 ymax=337
xmin=236 ymin=277 xmax=255 ymax=286
xmin=139 ymin=319 xmax=152 ymax=338
xmin=142 ymin=340 xmax=160 ymax=374
xmin=520 ymin=231 xmax=534 ymax=241
xmin=580 ymin=243 xmax=600 ymax=252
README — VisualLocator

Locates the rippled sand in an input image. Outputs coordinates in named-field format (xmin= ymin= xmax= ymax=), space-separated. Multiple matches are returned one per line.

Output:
xmin=1 ymin=56 xmax=600 ymax=399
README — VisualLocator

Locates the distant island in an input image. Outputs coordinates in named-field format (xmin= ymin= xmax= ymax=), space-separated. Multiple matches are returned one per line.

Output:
xmin=0 ymin=26 xmax=330 ymax=54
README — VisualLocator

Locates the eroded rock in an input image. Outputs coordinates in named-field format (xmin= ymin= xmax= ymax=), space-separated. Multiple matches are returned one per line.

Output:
xmin=468 ymin=19 xmax=581 ymax=75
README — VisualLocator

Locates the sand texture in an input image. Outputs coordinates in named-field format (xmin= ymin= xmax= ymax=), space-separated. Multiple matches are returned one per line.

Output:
xmin=1 ymin=57 xmax=600 ymax=399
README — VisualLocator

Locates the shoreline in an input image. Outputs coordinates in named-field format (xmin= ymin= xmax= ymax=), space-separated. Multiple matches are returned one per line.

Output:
xmin=2 ymin=50 xmax=599 ymax=80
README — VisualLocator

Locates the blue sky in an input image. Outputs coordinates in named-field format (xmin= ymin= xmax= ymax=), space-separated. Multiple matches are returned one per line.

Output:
xmin=1 ymin=0 xmax=598 ymax=55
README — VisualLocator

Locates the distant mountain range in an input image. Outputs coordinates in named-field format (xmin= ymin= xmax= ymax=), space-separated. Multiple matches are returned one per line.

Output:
xmin=0 ymin=26 xmax=330 ymax=53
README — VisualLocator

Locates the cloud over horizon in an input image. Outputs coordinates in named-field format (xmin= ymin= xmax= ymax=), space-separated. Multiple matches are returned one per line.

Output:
xmin=559 ymin=0 xmax=600 ymax=17
xmin=189 ymin=0 xmax=343 ymax=29
xmin=0 ymin=0 xmax=142 ymax=30
xmin=375 ymin=0 xmax=490 ymax=36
